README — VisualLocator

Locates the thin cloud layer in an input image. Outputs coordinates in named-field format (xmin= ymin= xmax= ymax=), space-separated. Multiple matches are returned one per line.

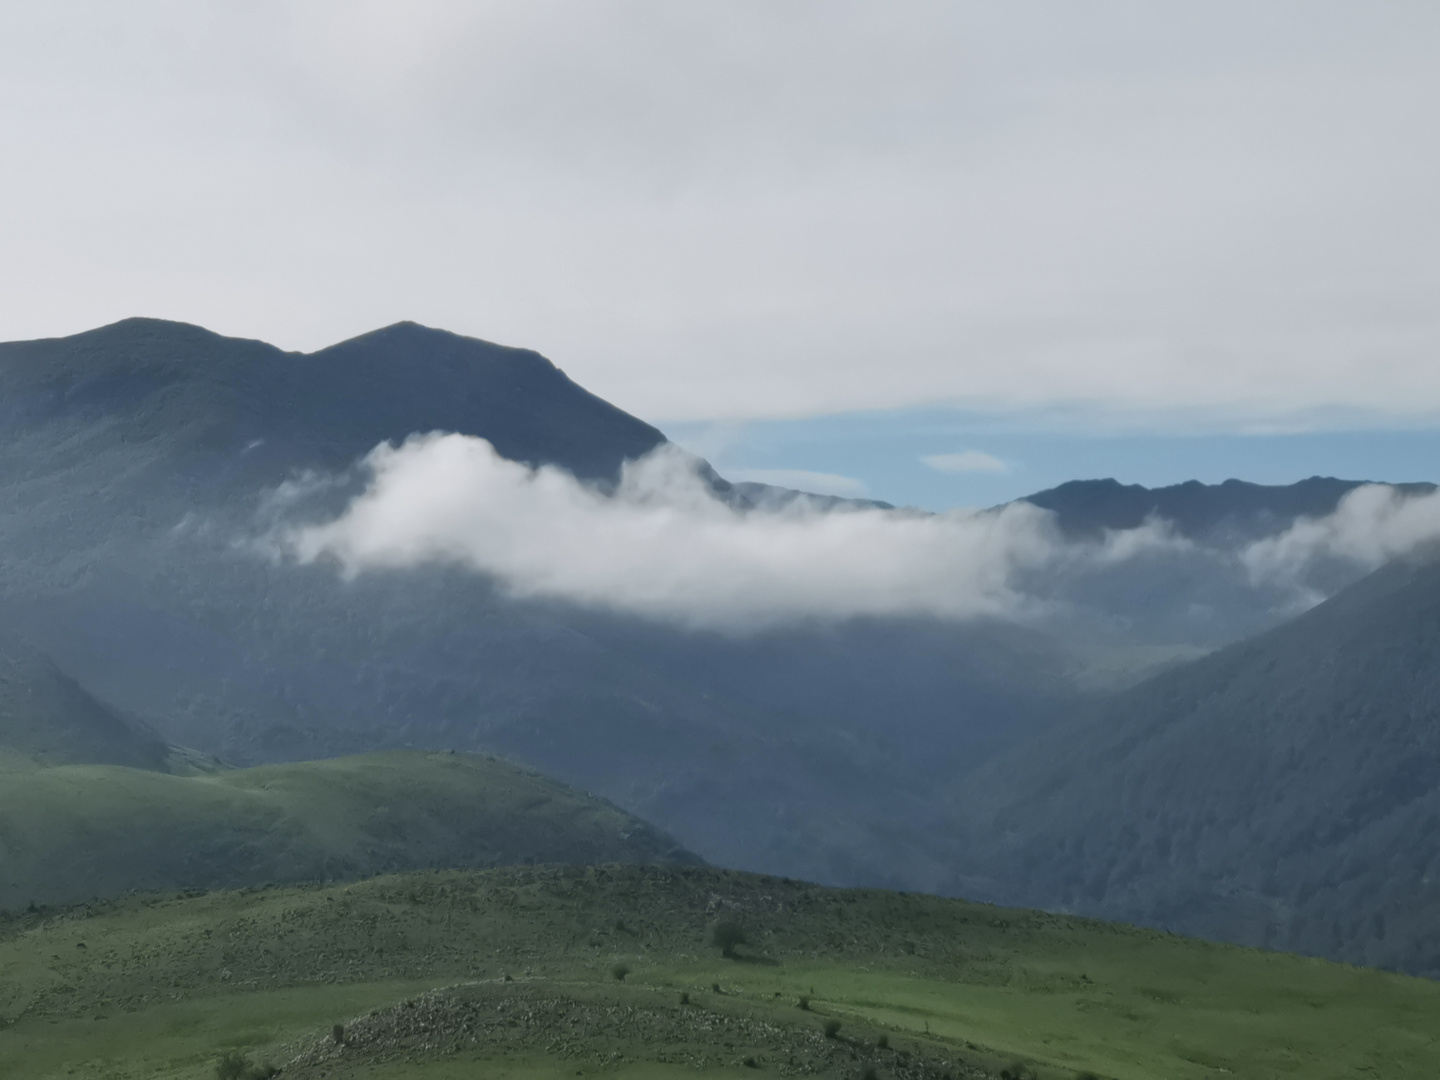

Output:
xmin=275 ymin=434 xmax=1177 ymax=630
xmin=726 ymin=468 xmax=869 ymax=498
xmin=922 ymin=451 xmax=1010 ymax=475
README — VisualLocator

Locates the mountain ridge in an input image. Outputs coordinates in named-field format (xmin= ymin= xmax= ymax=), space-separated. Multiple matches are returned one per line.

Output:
xmin=1021 ymin=474 xmax=1436 ymax=541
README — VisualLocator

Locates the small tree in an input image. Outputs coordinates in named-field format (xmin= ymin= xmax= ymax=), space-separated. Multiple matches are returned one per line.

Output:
xmin=709 ymin=919 xmax=747 ymax=958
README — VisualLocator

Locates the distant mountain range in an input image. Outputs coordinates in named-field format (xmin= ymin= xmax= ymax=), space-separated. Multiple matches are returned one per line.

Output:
xmin=1023 ymin=475 xmax=1435 ymax=541
xmin=2 ymin=317 xmax=1437 ymax=974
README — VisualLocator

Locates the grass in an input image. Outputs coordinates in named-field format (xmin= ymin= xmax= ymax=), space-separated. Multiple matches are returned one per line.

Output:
xmin=0 ymin=750 xmax=690 ymax=910
xmin=0 ymin=864 xmax=1435 ymax=1079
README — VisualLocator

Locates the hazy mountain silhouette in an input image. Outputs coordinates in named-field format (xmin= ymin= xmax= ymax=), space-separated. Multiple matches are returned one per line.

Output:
xmin=1023 ymin=476 xmax=1435 ymax=542
xmin=949 ymin=550 xmax=1440 ymax=975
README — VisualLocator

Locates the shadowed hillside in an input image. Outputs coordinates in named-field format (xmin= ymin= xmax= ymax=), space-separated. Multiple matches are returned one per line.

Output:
xmin=949 ymin=550 xmax=1440 ymax=975
xmin=0 ymin=637 xmax=169 ymax=770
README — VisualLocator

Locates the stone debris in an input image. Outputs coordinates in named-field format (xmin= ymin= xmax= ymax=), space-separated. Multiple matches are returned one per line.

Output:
xmin=281 ymin=981 xmax=991 ymax=1080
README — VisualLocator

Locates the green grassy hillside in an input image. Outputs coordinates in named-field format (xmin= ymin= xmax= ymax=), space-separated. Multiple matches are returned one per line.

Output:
xmin=0 ymin=865 xmax=1433 ymax=1080
xmin=0 ymin=751 xmax=694 ymax=910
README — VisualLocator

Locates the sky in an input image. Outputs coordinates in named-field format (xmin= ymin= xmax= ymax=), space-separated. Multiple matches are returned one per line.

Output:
xmin=3 ymin=2 xmax=1440 ymax=508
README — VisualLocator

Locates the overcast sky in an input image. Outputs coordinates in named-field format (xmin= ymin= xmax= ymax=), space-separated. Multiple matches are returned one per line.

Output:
xmin=4 ymin=2 xmax=1439 ymax=494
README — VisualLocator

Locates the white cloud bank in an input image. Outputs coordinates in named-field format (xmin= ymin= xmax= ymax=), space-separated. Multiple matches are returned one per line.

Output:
xmin=275 ymin=434 xmax=1175 ymax=630
xmin=1242 ymin=483 xmax=1440 ymax=593
xmin=269 ymin=436 xmax=1440 ymax=633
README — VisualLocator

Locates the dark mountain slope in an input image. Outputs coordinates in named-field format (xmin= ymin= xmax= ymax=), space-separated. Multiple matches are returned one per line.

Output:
xmin=1023 ymin=475 xmax=1436 ymax=542
xmin=1 ymin=317 xmax=664 ymax=485
xmin=949 ymin=551 xmax=1440 ymax=975
xmin=0 ymin=637 xmax=169 ymax=770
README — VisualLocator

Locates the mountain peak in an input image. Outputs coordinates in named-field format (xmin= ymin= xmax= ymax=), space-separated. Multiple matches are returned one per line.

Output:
xmin=0 ymin=316 xmax=665 ymax=483
xmin=323 ymin=319 xmax=518 ymax=353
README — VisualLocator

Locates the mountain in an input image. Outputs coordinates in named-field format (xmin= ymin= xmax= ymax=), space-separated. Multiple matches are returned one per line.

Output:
xmin=947 ymin=549 xmax=1440 ymax=976
xmin=1011 ymin=475 xmax=1440 ymax=648
xmin=0 ymin=749 xmax=695 ymax=910
xmin=0 ymin=317 xmax=1084 ymax=893
xmin=0 ymin=636 xmax=171 ymax=770
xmin=1 ymin=317 xmax=664 ymax=487
xmin=1022 ymin=475 xmax=1436 ymax=542
xmin=6 ymin=316 xmax=1434 ymax=933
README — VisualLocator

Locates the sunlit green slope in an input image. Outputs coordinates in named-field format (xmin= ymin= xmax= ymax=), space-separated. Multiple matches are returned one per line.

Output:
xmin=0 ymin=865 xmax=1433 ymax=1080
xmin=0 ymin=750 xmax=694 ymax=910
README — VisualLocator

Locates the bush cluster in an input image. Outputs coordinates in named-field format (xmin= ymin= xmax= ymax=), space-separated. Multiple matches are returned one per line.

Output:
xmin=215 ymin=1050 xmax=278 ymax=1080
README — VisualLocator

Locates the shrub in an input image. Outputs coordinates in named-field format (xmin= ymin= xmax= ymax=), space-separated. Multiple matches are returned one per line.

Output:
xmin=215 ymin=1051 xmax=278 ymax=1080
xmin=679 ymin=991 xmax=690 ymax=1005
xmin=860 ymin=1068 xmax=879 ymax=1080
xmin=709 ymin=918 xmax=748 ymax=958
xmin=876 ymin=1034 xmax=889 ymax=1049
xmin=611 ymin=963 xmax=631 ymax=982
xmin=797 ymin=995 xmax=810 ymax=1010
xmin=824 ymin=1019 xmax=842 ymax=1038
xmin=744 ymin=1056 xmax=759 ymax=1068
xmin=712 ymin=982 xmax=722 ymax=994
xmin=332 ymin=1024 xmax=345 ymax=1045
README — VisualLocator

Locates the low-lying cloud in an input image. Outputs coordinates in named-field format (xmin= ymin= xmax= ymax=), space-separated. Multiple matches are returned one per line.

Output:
xmin=1242 ymin=483 xmax=1440 ymax=598
xmin=268 ymin=435 xmax=1440 ymax=634
xmin=273 ymin=433 xmax=1176 ymax=631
